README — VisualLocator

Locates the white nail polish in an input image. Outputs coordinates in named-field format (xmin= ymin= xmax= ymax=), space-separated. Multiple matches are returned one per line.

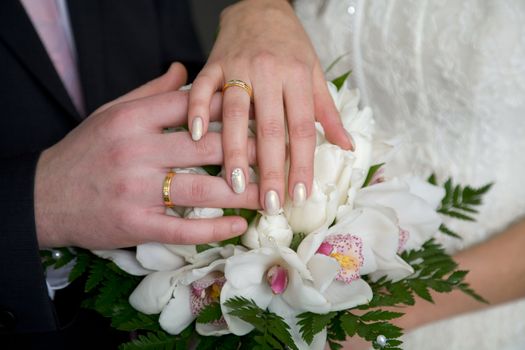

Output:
xmin=191 ymin=117 xmax=203 ymax=141
xmin=265 ymin=190 xmax=280 ymax=216
xmin=293 ymin=183 xmax=306 ymax=207
xmin=231 ymin=168 xmax=246 ymax=194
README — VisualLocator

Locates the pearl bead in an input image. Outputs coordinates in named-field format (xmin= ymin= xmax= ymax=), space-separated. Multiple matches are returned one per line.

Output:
xmin=376 ymin=334 xmax=387 ymax=347
xmin=52 ymin=250 xmax=63 ymax=260
xmin=347 ymin=5 xmax=356 ymax=15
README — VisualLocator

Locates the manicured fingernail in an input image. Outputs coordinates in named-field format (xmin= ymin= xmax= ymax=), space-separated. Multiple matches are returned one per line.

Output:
xmin=191 ymin=117 xmax=203 ymax=141
xmin=231 ymin=168 xmax=246 ymax=194
xmin=265 ymin=190 xmax=280 ymax=216
xmin=293 ymin=183 xmax=307 ymax=207
xmin=345 ymin=130 xmax=356 ymax=151
xmin=232 ymin=220 xmax=247 ymax=234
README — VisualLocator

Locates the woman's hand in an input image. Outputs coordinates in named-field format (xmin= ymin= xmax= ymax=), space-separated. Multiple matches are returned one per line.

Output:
xmin=188 ymin=0 xmax=353 ymax=214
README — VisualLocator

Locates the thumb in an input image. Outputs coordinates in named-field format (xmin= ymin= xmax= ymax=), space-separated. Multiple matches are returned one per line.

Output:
xmin=95 ymin=62 xmax=188 ymax=114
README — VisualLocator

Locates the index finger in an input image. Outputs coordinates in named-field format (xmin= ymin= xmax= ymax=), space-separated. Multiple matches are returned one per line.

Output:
xmin=95 ymin=62 xmax=188 ymax=115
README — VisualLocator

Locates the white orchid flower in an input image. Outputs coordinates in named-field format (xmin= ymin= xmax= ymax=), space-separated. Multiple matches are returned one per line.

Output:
xmin=241 ymin=212 xmax=293 ymax=249
xmin=129 ymin=245 xmax=246 ymax=336
xmin=354 ymin=176 xmax=445 ymax=252
xmin=220 ymin=245 xmax=330 ymax=336
xmin=298 ymin=207 xmax=413 ymax=310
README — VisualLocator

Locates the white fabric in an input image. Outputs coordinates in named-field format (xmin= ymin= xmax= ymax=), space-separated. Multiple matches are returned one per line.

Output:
xmin=296 ymin=0 xmax=525 ymax=349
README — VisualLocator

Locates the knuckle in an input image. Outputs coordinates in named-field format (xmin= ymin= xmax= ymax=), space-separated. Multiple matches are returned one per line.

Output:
xmin=261 ymin=169 xmax=284 ymax=182
xmin=165 ymin=222 xmax=184 ymax=244
xmin=227 ymin=148 xmax=245 ymax=161
xmin=224 ymin=104 xmax=247 ymax=120
xmin=289 ymin=60 xmax=310 ymax=78
xmin=108 ymin=143 xmax=133 ymax=167
xmin=253 ymin=51 xmax=278 ymax=71
xmin=259 ymin=119 xmax=285 ymax=139
xmin=188 ymin=177 xmax=210 ymax=203
xmin=109 ymin=104 xmax=135 ymax=127
xmin=193 ymin=136 xmax=213 ymax=157
xmin=194 ymin=73 xmax=215 ymax=87
xmin=289 ymin=122 xmax=316 ymax=139
xmin=291 ymin=165 xmax=311 ymax=179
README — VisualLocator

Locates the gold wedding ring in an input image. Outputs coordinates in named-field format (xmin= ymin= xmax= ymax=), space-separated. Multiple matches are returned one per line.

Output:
xmin=223 ymin=79 xmax=253 ymax=100
xmin=162 ymin=171 xmax=176 ymax=207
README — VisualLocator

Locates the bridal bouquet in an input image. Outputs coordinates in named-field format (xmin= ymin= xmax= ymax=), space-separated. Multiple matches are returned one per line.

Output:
xmin=44 ymin=74 xmax=489 ymax=350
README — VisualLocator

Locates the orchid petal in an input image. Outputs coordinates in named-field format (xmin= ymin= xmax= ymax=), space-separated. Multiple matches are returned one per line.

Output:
xmin=136 ymin=243 xmax=186 ymax=271
xmin=158 ymin=285 xmax=194 ymax=335
xmin=129 ymin=270 xmax=180 ymax=314
xmin=307 ymin=254 xmax=340 ymax=293
xmin=323 ymin=279 xmax=372 ymax=311
xmin=92 ymin=249 xmax=152 ymax=276
xmin=282 ymin=269 xmax=330 ymax=314
xmin=224 ymin=248 xmax=277 ymax=289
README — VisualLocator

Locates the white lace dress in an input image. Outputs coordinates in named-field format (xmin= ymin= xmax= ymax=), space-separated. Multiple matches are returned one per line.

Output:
xmin=295 ymin=0 xmax=525 ymax=349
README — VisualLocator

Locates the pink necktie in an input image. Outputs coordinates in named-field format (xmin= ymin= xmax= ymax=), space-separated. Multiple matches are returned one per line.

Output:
xmin=20 ymin=0 xmax=86 ymax=116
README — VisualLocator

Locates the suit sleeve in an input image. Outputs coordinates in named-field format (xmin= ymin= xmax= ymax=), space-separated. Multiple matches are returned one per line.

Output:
xmin=0 ymin=153 xmax=58 ymax=334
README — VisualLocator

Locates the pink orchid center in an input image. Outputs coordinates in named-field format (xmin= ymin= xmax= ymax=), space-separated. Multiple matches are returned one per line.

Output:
xmin=190 ymin=272 xmax=225 ymax=317
xmin=368 ymin=167 xmax=385 ymax=186
xmin=266 ymin=265 xmax=288 ymax=295
xmin=319 ymin=234 xmax=364 ymax=284
xmin=398 ymin=227 xmax=410 ymax=253
xmin=317 ymin=241 xmax=334 ymax=255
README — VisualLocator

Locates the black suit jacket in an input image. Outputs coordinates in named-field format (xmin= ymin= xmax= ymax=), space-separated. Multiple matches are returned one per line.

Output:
xmin=0 ymin=0 xmax=204 ymax=347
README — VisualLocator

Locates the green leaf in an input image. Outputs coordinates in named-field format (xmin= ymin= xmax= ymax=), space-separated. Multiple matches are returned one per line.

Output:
xmin=219 ymin=236 xmax=241 ymax=247
xmin=438 ymin=224 xmax=462 ymax=239
xmin=325 ymin=53 xmax=350 ymax=75
xmin=202 ymin=165 xmax=222 ymax=176
xmin=328 ymin=340 xmax=343 ymax=350
xmin=409 ymin=280 xmax=433 ymax=302
xmin=438 ymin=209 xmax=475 ymax=221
xmin=446 ymin=270 xmax=468 ymax=285
xmin=363 ymin=163 xmax=385 ymax=187
xmin=119 ymin=331 xmax=176 ymax=350
xmin=224 ymin=297 xmax=297 ymax=350
xmin=68 ymin=250 xmax=91 ymax=283
xmin=53 ymin=248 xmax=76 ymax=268
xmin=458 ymin=283 xmax=489 ymax=304
xmin=331 ymin=71 xmax=352 ymax=91
xmin=112 ymin=308 xmax=160 ymax=332
xmin=339 ymin=313 xmax=359 ymax=337
xmin=360 ymin=310 xmax=404 ymax=322
xmin=289 ymin=232 xmax=306 ymax=251
xmin=427 ymin=173 xmax=437 ymax=185
xmin=197 ymin=302 xmax=223 ymax=323
xmin=297 ymin=311 xmax=337 ymax=345
xmin=196 ymin=244 xmax=215 ymax=253
xmin=435 ymin=177 xmax=492 ymax=227
xmin=239 ymin=208 xmax=258 ymax=223
xmin=85 ymin=258 xmax=107 ymax=292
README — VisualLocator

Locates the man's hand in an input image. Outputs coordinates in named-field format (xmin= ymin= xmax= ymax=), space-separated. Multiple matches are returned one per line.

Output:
xmin=35 ymin=63 xmax=259 ymax=249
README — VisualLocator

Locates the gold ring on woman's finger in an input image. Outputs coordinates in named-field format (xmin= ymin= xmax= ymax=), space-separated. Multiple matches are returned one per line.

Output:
xmin=223 ymin=79 xmax=253 ymax=101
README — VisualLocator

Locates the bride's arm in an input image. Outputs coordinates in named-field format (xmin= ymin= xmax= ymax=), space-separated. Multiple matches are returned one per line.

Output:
xmin=337 ymin=219 xmax=525 ymax=349
xmin=398 ymin=218 xmax=525 ymax=330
